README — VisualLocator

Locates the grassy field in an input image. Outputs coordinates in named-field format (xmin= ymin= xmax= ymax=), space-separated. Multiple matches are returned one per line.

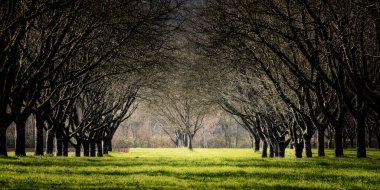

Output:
xmin=1 ymin=148 xmax=380 ymax=189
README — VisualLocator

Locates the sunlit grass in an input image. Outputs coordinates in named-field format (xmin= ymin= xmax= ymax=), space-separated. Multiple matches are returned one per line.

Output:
xmin=1 ymin=148 xmax=379 ymax=189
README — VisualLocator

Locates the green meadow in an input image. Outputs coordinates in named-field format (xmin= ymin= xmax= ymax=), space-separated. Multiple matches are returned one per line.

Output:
xmin=1 ymin=148 xmax=380 ymax=189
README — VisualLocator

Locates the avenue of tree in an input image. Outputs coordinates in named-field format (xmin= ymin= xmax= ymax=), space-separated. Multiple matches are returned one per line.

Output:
xmin=0 ymin=0 xmax=379 ymax=158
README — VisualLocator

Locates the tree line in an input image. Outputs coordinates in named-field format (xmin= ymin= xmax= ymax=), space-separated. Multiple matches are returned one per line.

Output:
xmin=0 ymin=0 xmax=184 ymax=157
xmin=190 ymin=0 xmax=380 ymax=158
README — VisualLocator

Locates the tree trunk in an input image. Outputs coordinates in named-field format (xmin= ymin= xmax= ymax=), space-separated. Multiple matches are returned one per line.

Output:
xmin=368 ymin=128 xmax=373 ymax=148
xmin=334 ymin=124 xmax=344 ymax=157
xmin=377 ymin=135 xmax=380 ymax=149
xmin=304 ymin=136 xmax=312 ymax=158
xmin=62 ymin=128 xmax=69 ymax=157
xmin=356 ymin=115 xmax=367 ymax=158
xmin=90 ymin=142 xmax=96 ymax=157
xmin=56 ymin=130 xmax=63 ymax=156
xmin=295 ymin=141 xmax=303 ymax=158
xmin=269 ymin=144 xmax=274 ymax=158
xmin=63 ymin=137 xmax=68 ymax=157
xmin=103 ymin=139 xmax=109 ymax=154
xmin=254 ymin=137 xmax=260 ymax=152
xmin=83 ymin=141 xmax=89 ymax=157
xmin=350 ymin=138 xmax=355 ymax=148
xmin=261 ymin=140 xmax=268 ymax=158
xmin=317 ymin=128 xmax=325 ymax=157
xmin=97 ymin=141 xmax=103 ymax=157
xmin=278 ymin=140 xmax=285 ymax=158
xmin=75 ymin=141 xmax=81 ymax=157
xmin=46 ymin=129 xmax=55 ymax=154
xmin=35 ymin=118 xmax=44 ymax=156
xmin=188 ymin=134 xmax=193 ymax=150
xmin=15 ymin=119 xmax=26 ymax=156
xmin=108 ymin=139 xmax=113 ymax=152
xmin=0 ymin=127 xmax=7 ymax=157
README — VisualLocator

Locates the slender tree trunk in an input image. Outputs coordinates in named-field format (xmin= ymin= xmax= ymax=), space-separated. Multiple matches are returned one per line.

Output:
xmin=368 ymin=129 xmax=373 ymax=148
xmin=350 ymin=138 xmax=355 ymax=148
xmin=46 ymin=129 xmax=55 ymax=154
xmin=274 ymin=143 xmax=279 ymax=157
xmin=83 ymin=141 xmax=89 ymax=157
xmin=334 ymin=125 xmax=344 ymax=157
xmin=278 ymin=140 xmax=285 ymax=158
xmin=75 ymin=141 xmax=81 ymax=157
xmin=108 ymin=139 xmax=113 ymax=152
xmin=188 ymin=134 xmax=193 ymax=150
xmin=56 ymin=130 xmax=63 ymax=156
xmin=318 ymin=128 xmax=325 ymax=157
xmin=35 ymin=118 xmax=44 ymax=156
xmin=103 ymin=139 xmax=109 ymax=154
xmin=15 ymin=119 xmax=26 ymax=156
xmin=356 ymin=115 xmax=367 ymax=158
xmin=261 ymin=140 xmax=268 ymax=158
xmin=62 ymin=128 xmax=69 ymax=157
xmin=97 ymin=141 xmax=103 ymax=157
xmin=0 ymin=127 xmax=7 ymax=157
xmin=254 ymin=137 xmax=260 ymax=152
xmin=90 ymin=142 xmax=96 ymax=157
xmin=304 ymin=136 xmax=312 ymax=158
xmin=295 ymin=141 xmax=303 ymax=158
xmin=269 ymin=144 xmax=274 ymax=158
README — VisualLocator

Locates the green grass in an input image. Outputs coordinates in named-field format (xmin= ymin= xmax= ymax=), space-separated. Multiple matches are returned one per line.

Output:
xmin=1 ymin=148 xmax=380 ymax=189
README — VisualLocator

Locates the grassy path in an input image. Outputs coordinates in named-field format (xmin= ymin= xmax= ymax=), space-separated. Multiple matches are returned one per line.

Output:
xmin=1 ymin=148 xmax=380 ymax=189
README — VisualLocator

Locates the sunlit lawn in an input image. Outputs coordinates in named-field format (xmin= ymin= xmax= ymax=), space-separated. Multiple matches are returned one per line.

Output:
xmin=1 ymin=148 xmax=380 ymax=189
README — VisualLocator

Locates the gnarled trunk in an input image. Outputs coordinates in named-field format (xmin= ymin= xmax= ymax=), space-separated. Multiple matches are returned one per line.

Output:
xmin=278 ymin=140 xmax=285 ymax=158
xmin=304 ymin=136 xmax=312 ymax=158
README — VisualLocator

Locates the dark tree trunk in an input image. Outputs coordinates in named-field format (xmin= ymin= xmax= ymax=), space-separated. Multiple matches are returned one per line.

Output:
xmin=304 ymin=136 xmax=312 ymax=158
xmin=63 ymin=137 xmax=68 ymax=157
xmin=356 ymin=115 xmax=367 ymax=158
xmin=377 ymin=135 xmax=380 ymax=149
xmin=46 ymin=129 xmax=55 ymax=154
xmin=274 ymin=143 xmax=279 ymax=157
xmin=278 ymin=140 xmax=285 ymax=158
xmin=254 ymin=137 xmax=260 ymax=152
xmin=108 ymin=139 xmax=113 ymax=152
xmin=35 ymin=117 xmax=44 ymax=156
xmin=0 ymin=127 xmax=7 ymax=157
xmin=15 ymin=119 xmax=26 ymax=156
xmin=56 ymin=130 xmax=63 ymax=156
xmin=269 ymin=144 xmax=274 ymax=158
xmin=83 ymin=141 xmax=89 ymax=157
xmin=62 ymin=128 xmax=69 ymax=157
xmin=261 ymin=140 xmax=268 ymax=158
xmin=350 ymin=138 xmax=355 ymax=148
xmin=317 ymin=128 xmax=325 ymax=157
xmin=368 ymin=129 xmax=373 ymax=148
xmin=188 ymin=134 xmax=193 ymax=150
xmin=75 ymin=141 xmax=81 ymax=157
xmin=97 ymin=141 xmax=103 ymax=157
xmin=295 ymin=142 xmax=303 ymax=158
xmin=103 ymin=139 xmax=109 ymax=154
xmin=334 ymin=124 xmax=344 ymax=157
xmin=90 ymin=142 xmax=96 ymax=157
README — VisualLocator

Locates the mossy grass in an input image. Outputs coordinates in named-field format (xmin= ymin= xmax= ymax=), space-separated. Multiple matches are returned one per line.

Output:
xmin=1 ymin=148 xmax=379 ymax=189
